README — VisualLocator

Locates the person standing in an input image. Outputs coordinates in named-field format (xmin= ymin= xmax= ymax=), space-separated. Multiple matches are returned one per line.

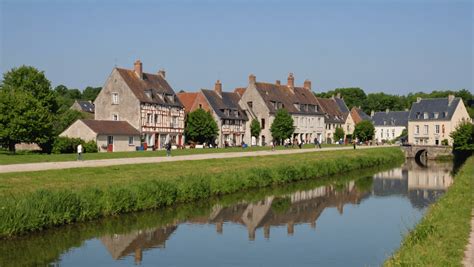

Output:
xmin=166 ymin=142 xmax=172 ymax=157
xmin=353 ymin=140 xmax=356 ymax=150
xmin=77 ymin=143 xmax=83 ymax=161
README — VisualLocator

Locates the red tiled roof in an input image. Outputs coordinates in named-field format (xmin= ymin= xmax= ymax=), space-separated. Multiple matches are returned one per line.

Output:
xmin=176 ymin=92 xmax=198 ymax=112
xmin=254 ymin=82 xmax=323 ymax=115
xmin=81 ymin=120 xmax=140 ymax=135
xmin=115 ymin=68 xmax=183 ymax=108
xmin=234 ymin=87 xmax=246 ymax=97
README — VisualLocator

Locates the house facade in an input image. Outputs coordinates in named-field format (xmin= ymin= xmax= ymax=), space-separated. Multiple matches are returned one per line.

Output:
xmin=60 ymin=119 xmax=141 ymax=152
xmin=407 ymin=95 xmax=471 ymax=146
xmin=316 ymin=95 xmax=353 ymax=143
xmin=238 ymin=73 xmax=325 ymax=146
xmin=372 ymin=110 xmax=409 ymax=143
xmin=178 ymin=81 xmax=248 ymax=147
xmin=94 ymin=60 xmax=185 ymax=149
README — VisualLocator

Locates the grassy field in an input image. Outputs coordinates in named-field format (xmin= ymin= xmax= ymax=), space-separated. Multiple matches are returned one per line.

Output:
xmin=0 ymin=144 xmax=348 ymax=165
xmin=0 ymin=147 xmax=403 ymax=237
xmin=385 ymin=156 xmax=473 ymax=267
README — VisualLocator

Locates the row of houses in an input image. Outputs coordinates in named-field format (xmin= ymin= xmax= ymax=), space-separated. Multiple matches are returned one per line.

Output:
xmin=61 ymin=60 xmax=471 ymax=152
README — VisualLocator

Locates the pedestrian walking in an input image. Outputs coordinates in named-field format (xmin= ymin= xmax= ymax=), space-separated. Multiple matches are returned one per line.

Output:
xmin=298 ymin=139 xmax=302 ymax=149
xmin=77 ymin=143 xmax=83 ymax=161
xmin=271 ymin=140 xmax=275 ymax=151
xmin=353 ymin=140 xmax=356 ymax=150
xmin=166 ymin=142 xmax=172 ymax=157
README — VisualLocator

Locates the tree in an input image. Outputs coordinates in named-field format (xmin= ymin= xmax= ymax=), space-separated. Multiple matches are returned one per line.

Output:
xmin=0 ymin=66 xmax=57 ymax=153
xmin=184 ymin=109 xmax=218 ymax=144
xmin=54 ymin=109 xmax=87 ymax=135
xmin=270 ymin=109 xmax=294 ymax=143
xmin=450 ymin=122 xmax=474 ymax=151
xmin=334 ymin=127 xmax=345 ymax=141
xmin=82 ymin=86 xmax=101 ymax=101
xmin=353 ymin=121 xmax=375 ymax=142
xmin=315 ymin=88 xmax=367 ymax=109
xmin=250 ymin=118 xmax=261 ymax=139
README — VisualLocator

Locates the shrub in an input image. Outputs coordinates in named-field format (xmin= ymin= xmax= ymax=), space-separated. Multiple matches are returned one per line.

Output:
xmin=52 ymin=137 xmax=98 ymax=154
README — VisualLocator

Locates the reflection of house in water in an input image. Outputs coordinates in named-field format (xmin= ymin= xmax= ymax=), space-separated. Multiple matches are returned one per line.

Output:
xmin=101 ymin=225 xmax=177 ymax=264
xmin=372 ymin=160 xmax=453 ymax=209
xmin=194 ymin=182 xmax=369 ymax=240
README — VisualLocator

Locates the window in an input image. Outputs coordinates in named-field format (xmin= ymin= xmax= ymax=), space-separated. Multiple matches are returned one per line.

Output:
xmin=247 ymin=101 xmax=253 ymax=109
xmin=261 ymin=118 xmax=265 ymax=129
xmin=128 ymin=136 xmax=134 ymax=145
xmin=199 ymin=104 xmax=202 ymax=109
xmin=380 ymin=129 xmax=383 ymax=138
xmin=434 ymin=112 xmax=439 ymax=119
xmin=112 ymin=114 xmax=119 ymax=121
xmin=415 ymin=125 xmax=420 ymax=134
xmin=392 ymin=129 xmax=395 ymax=138
xmin=112 ymin=93 xmax=119 ymax=104
xmin=424 ymin=125 xmax=429 ymax=135
xmin=171 ymin=116 xmax=178 ymax=127
xmin=147 ymin=113 xmax=152 ymax=124
xmin=423 ymin=112 xmax=429 ymax=119
xmin=154 ymin=114 xmax=159 ymax=125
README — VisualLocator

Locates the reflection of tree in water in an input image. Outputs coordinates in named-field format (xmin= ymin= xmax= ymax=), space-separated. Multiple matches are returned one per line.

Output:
xmin=372 ymin=159 xmax=454 ymax=209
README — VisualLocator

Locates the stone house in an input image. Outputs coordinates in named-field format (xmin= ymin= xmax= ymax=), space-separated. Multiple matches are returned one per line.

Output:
xmin=238 ymin=73 xmax=325 ymax=146
xmin=316 ymin=95 xmax=353 ymax=143
xmin=372 ymin=110 xmax=409 ymax=143
xmin=177 ymin=80 xmax=248 ymax=147
xmin=94 ymin=60 xmax=185 ymax=149
xmin=407 ymin=95 xmax=471 ymax=145
xmin=60 ymin=119 xmax=140 ymax=152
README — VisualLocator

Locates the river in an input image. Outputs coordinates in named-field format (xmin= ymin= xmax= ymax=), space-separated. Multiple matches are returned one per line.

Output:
xmin=0 ymin=159 xmax=455 ymax=266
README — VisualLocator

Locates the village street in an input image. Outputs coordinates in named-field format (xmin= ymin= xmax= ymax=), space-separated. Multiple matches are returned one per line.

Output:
xmin=0 ymin=145 xmax=394 ymax=174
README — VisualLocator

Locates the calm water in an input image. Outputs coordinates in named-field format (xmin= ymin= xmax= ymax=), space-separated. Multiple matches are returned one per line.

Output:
xmin=0 ymin=160 xmax=454 ymax=267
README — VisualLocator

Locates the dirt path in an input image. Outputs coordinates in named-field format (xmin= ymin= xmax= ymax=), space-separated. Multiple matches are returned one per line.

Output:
xmin=464 ymin=210 xmax=474 ymax=267
xmin=0 ymin=145 xmax=392 ymax=174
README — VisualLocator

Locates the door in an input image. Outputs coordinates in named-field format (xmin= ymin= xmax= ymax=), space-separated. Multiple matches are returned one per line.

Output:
xmin=107 ymin=135 xmax=114 ymax=152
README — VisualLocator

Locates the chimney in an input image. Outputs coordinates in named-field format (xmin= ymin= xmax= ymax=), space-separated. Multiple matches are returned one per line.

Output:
xmin=287 ymin=73 xmax=295 ymax=87
xmin=386 ymin=108 xmax=390 ymax=113
xmin=275 ymin=80 xmax=281 ymax=86
xmin=214 ymin=80 xmax=222 ymax=96
xmin=370 ymin=110 xmax=375 ymax=117
xmin=416 ymin=97 xmax=422 ymax=103
xmin=448 ymin=94 xmax=455 ymax=105
xmin=336 ymin=92 xmax=341 ymax=99
xmin=303 ymin=79 xmax=311 ymax=90
xmin=134 ymin=60 xmax=143 ymax=79
xmin=249 ymin=74 xmax=256 ymax=85
xmin=158 ymin=69 xmax=166 ymax=79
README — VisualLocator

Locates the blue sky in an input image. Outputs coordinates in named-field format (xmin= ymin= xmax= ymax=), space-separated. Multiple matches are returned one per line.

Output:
xmin=1 ymin=0 xmax=472 ymax=94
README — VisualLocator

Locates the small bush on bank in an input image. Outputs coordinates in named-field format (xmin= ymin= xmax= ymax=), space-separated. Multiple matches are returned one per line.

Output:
xmin=52 ymin=137 xmax=97 ymax=154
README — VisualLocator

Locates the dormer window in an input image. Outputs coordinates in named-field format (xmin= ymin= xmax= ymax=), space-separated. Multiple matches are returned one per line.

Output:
xmin=423 ymin=112 xmax=429 ymax=119
xmin=145 ymin=89 xmax=153 ymax=99
xmin=294 ymin=103 xmax=300 ymax=111
xmin=166 ymin=94 xmax=174 ymax=103
xmin=433 ymin=112 xmax=439 ymax=119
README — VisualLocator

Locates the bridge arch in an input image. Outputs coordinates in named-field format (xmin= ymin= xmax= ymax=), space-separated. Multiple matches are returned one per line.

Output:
xmin=414 ymin=149 xmax=428 ymax=167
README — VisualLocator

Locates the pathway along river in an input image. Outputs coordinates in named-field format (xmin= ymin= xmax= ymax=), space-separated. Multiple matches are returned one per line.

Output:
xmin=0 ymin=159 xmax=456 ymax=266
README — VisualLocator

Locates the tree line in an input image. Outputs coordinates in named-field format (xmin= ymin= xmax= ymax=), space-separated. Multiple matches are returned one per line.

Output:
xmin=0 ymin=66 xmax=101 ymax=153
xmin=315 ymin=87 xmax=474 ymax=117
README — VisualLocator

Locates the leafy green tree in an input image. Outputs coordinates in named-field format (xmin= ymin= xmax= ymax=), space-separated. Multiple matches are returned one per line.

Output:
xmin=270 ymin=109 xmax=294 ymax=143
xmin=184 ymin=108 xmax=218 ymax=144
xmin=334 ymin=127 xmax=345 ymax=141
xmin=315 ymin=88 xmax=367 ymax=109
xmin=82 ymin=86 xmax=101 ymax=101
xmin=450 ymin=122 xmax=474 ymax=151
xmin=0 ymin=66 xmax=57 ymax=153
xmin=353 ymin=120 xmax=375 ymax=142
xmin=363 ymin=93 xmax=406 ymax=113
xmin=250 ymin=118 xmax=261 ymax=139
xmin=54 ymin=109 xmax=87 ymax=135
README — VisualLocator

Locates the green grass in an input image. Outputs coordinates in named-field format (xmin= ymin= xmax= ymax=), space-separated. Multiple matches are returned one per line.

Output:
xmin=0 ymin=143 xmax=348 ymax=165
xmin=0 ymin=147 xmax=403 ymax=237
xmin=385 ymin=156 xmax=473 ymax=267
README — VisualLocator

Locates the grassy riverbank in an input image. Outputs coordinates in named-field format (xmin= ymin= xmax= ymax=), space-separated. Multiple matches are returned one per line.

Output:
xmin=0 ymin=147 xmax=403 ymax=237
xmin=0 ymin=144 xmax=347 ymax=165
xmin=385 ymin=156 xmax=473 ymax=266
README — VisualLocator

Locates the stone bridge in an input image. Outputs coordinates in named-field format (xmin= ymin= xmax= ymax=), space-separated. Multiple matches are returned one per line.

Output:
xmin=401 ymin=145 xmax=452 ymax=166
